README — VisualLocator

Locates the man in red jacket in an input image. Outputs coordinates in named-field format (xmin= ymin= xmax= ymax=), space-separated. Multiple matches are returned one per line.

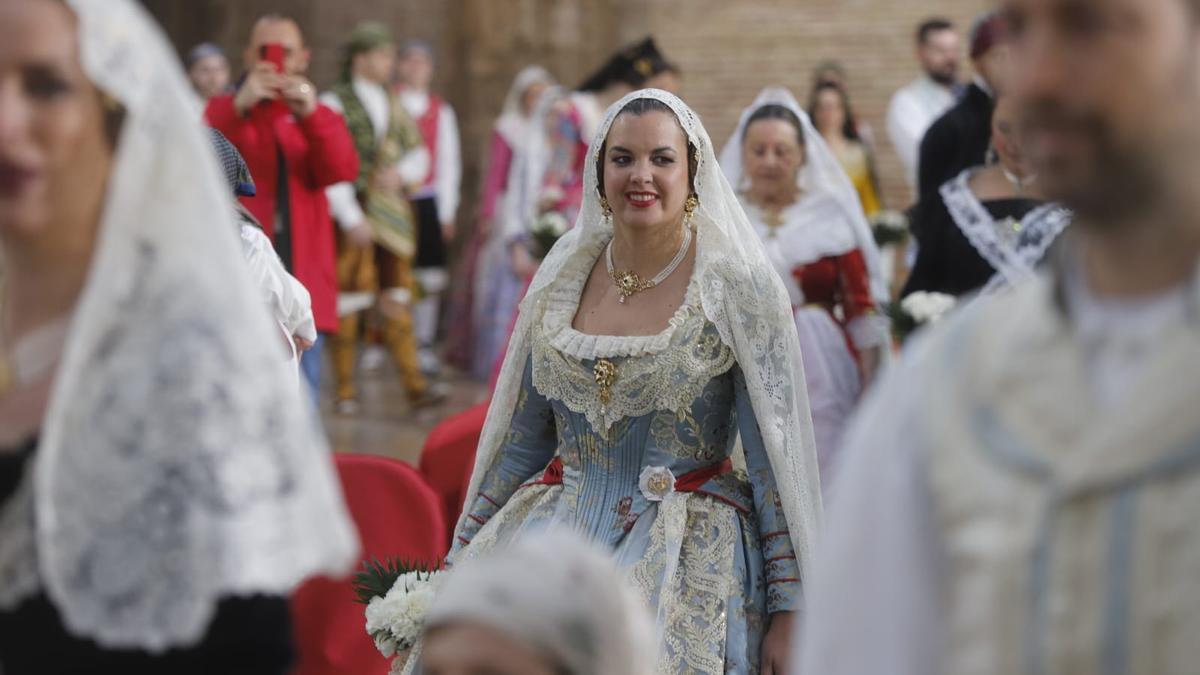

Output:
xmin=206 ymin=14 xmax=359 ymax=399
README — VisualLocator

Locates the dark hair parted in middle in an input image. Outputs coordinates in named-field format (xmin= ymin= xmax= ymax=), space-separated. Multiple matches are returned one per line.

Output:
xmin=742 ymin=103 xmax=806 ymax=150
xmin=807 ymin=82 xmax=862 ymax=142
xmin=595 ymin=97 xmax=699 ymax=200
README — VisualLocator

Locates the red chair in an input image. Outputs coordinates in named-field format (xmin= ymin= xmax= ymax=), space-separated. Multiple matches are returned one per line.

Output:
xmin=291 ymin=454 xmax=448 ymax=675
xmin=418 ymin=401 xmax=490 ymax=541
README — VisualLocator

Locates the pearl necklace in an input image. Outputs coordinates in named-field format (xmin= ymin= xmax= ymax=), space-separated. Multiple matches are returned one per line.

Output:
xmin=1002 ymin=166 xmax=1037 ymax=195
xmin=605 ymin=226 xmax=693 ymax=304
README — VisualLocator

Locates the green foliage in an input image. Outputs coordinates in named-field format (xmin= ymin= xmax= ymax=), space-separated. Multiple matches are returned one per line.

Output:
xmin=352 ymin=558 xmax=440 ymax=605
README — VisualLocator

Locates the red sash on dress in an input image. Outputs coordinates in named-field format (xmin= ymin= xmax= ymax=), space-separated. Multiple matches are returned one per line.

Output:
xmin=522 ymin=456 xmax=733 ymax=493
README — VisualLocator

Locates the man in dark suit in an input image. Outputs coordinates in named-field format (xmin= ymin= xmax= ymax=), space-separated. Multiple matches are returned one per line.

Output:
xmin=916 ymin=11 xmax=1010 ymax=199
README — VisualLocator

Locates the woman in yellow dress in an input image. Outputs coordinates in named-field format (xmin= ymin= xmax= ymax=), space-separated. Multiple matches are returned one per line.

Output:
xmin=809 ymin=82 xmax=882 ymax=217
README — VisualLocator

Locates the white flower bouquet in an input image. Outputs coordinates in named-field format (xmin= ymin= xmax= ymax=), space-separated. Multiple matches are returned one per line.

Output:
xmin=529 ymin=210 xmax=571 ymax=260
xmin=892 ymin=291 xmax=957 ymax=342
xmin=354 ymin=559 xmax=444 ymax=665
xmin=871 ymin=210 xmax=911 ymax=247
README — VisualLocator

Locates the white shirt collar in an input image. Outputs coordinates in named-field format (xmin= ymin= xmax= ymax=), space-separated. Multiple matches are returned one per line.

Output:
xmin=399 ymin=88 xmax=430 ymax=116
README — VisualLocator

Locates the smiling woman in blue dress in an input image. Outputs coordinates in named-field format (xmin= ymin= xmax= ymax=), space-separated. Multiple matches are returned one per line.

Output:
xmin=418 ymin=89 xmax=822 ymax=675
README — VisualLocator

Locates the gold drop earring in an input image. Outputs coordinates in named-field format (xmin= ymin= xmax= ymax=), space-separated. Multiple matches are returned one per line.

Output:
xmin=600 ymin=196 xmax=613 ymax=225
xmin=683 ymin=194 xmax=699 ymax=230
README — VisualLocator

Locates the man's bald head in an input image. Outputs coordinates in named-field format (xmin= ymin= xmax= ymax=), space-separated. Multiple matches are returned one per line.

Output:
xmin=243 ymin=14 xmax=309 ymax=76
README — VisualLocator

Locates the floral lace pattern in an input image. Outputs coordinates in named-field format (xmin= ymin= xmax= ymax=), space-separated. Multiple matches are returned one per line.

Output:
xmin=7 ymin=0 xmax=359 ymax=651
xmin=532 ymin=282 xmax=736 ymax=437
xmin=629 ymin=495 xmax=740 ymax=674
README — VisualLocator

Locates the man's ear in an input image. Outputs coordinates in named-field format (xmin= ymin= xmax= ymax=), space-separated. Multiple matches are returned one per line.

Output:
xmin=296 ymin=47 xmax=312 ymax=74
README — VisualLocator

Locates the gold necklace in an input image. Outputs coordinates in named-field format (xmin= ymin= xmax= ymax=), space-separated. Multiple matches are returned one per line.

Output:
xmin=605 ymin=226 xmax=693 ymax=304
xmin=762 ymin=209 xmax=785 ymax=239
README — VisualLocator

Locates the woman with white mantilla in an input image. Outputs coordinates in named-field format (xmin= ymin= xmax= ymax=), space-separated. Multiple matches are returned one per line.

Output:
xmin=471 ymin=67 xmax=556 ymax=378
xmin=406 ymin=90 xmax=822 ymax=674
xmin=721 ymin=87 xmax=890 ymax=491
xmin=0 ymin=0 xmax=356 ymax=670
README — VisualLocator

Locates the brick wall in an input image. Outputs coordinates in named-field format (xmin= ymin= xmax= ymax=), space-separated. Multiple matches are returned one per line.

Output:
xmin=614 ymin=0 xmax=991 ymax=209
xmin=143 ymin=0 xmax=991 ymax=225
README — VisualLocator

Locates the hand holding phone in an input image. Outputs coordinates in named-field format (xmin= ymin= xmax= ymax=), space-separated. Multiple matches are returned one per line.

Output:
xmin=234 ymin=66 xmax=284 ymax=117
xmin=261 ymin=43 xmax=286 ymax=73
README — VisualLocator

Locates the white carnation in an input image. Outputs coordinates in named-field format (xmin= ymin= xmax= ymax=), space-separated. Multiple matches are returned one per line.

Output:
xmin=373 ymin=631 xmax=398 ymax=658
xmin=364 ymin=571 xmax=443 ymax=655
xmin=872 ymin=210 xmax=908 ymax=232
xmin=901 ymin=291 xmax=957 ymax=325
xmin=534 ymin=211 xmax=570 ymax=237
xmin=539 ymin=186 xmax=565 ymax=206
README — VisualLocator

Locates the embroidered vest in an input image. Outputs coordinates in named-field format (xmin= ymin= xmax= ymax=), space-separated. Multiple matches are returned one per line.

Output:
xmin=334 ymin=80 xmax=422 ymax=258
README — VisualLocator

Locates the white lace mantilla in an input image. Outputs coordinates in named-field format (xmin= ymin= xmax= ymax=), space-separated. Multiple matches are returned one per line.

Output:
xmin=531 ymin=241 xmax=736 ymax=436
xmin=1 ymin=0 xmax=359 ymax=651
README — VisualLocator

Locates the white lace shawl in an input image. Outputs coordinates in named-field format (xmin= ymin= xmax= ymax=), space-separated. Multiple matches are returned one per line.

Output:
xmin=940 ymin=169 xmax=1073 ymax=296
xmin=719 ymin=87 xmax=889 ymax=306
xmin=500 ymin=85 xmax=564 ymax=243
xmin=0 ymin=0 xmax=358 ymax=651
xmin=456 ymin=89 xmax=823 ymax=581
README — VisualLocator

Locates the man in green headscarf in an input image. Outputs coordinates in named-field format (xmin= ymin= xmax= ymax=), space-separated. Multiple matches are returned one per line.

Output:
xmin=321 ymin=21 xmax=443 ymax=412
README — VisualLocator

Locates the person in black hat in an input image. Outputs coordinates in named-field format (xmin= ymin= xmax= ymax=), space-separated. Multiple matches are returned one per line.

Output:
xmin=574 ymin=37 xmax=680 ymax=134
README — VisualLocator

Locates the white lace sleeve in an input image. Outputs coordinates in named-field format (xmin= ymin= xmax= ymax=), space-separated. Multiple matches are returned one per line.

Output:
xmin=240 ymin=226 xmax=316 ymax=342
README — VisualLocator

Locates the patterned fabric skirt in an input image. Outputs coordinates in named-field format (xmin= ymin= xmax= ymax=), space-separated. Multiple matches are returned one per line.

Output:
xmin=471 ymin=236 xmax=526 ymax=380
xmin=447 ymin=483 xmax=770 ymax=674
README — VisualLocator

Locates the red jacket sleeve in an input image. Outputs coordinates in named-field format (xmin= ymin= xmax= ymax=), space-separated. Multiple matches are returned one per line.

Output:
xmin=205 ymin=95 xmax=266 ymax=164
xmin=835 ymin=248 xmax=877 ymax=323
xmin=298 ymin=105 xmax=360 ymax=189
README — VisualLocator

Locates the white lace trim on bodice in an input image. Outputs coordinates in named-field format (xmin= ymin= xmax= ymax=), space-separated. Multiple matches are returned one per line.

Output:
xmin=539 ymin=236 xmax=705 ymax=360
xmin=532 ymin=243 xmax=734 ymax=436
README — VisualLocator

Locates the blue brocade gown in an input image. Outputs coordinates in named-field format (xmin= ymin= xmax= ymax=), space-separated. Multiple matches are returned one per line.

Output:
xmin=451 ymin=269 xmax=804 ymax=674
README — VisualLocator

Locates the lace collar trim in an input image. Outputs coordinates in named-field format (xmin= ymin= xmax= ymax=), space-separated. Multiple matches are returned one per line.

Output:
xmin=540 ymin=234 xmax=704 ymax=360
xmin=942 ymin=169 xmax=1072 ymax=291
xmin=739 ymin=192 xmax=857 ymax=268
